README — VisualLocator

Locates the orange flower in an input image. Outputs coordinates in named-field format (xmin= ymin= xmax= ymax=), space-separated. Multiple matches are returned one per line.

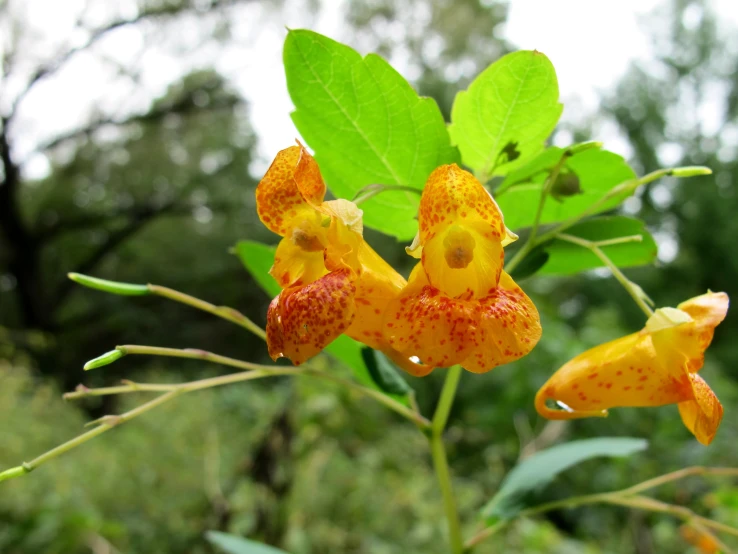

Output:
xmin=535 ymin=292 xmax=729 ymax=445
xmin=258 ymin=143 xmax=430 ymax=375
xmin=383 ymin=164 xmax=542 ymax=373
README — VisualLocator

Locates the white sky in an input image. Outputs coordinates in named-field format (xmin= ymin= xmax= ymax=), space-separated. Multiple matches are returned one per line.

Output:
xmin=246 ymin=0 xmax=666 ymax=171
xmin=6 ymin=0 xmax=738 ymax=179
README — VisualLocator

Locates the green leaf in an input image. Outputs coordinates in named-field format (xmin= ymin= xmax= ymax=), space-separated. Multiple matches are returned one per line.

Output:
xmin=496 ymin=149 xmax=637 ymax=231
xmin=233 ymin=240 xmax=281 ymax=298
xmin=539 ymin=216 xmax=658 ymax=275
xmin=482 ymin=437 xmax=648 ymax=520
xmin=449 ymin=50 xmax=562 ymax=180
xmin=206 ymin=531 xmax=289 ymax=554
xmin=233 ymin=240 xmax=409 ymax=405
xmin=284 ymin=29 xmax=458 ymax=240
xmin=507 ymin=246 xmax=550 ymax=280
xmin=361 ymin=347 xmax=412 ymax=396
xmin=67 ymin=272 xmax=150 ymax=296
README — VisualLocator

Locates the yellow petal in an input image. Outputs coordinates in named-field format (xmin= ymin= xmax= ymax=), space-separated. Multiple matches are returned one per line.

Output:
xmin=270 ymin=234 xmax=328 ymax=288
xmin=343 ymin=240 xmax=435 ymax=377
xmin=418 ymin=164 xmax=511 ymax=298
xmin=323 ymin=206 xmax=363 ymax=273
xmin=346 ymin=239 xmax=406 ymax=348
xmin=267 ymin=269 xmax=356 ymax=365
xmin=421 ymin=222 xmax=504 ymax=299
xmin=678 ymin=373 xmax=723 ymax=445
xmin=383 ymin=264 xmax=477 ymax=368
xmin=256 ymin=143 xmax=326 ymax=236
xmin=383 ymin=347 xmax=434 ymax=377
xmin=459 ymin=271 xmax=541 ymax=373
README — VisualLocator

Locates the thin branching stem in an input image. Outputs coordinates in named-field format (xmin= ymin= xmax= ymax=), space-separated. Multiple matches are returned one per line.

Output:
xmin=464 ymin=466 xmax=738 ymax=551
xmin=505 ymin=165 xmax=710 ymax=274
xmin=505 ymin=150 xmax=570 ymax=274
xmin=147 ymin=285 xmax=266 ymax=340
xmin=0 ymin=342 xmax=431 ymax=483
xmin=557 ymin=233 xmax=654 ymax=317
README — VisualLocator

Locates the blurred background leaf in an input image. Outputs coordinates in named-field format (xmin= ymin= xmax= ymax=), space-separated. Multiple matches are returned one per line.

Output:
xmin=482 ymin=437 xmax=649 ymax=520
xmin=206 ymin=530 xmax=290 ymax=553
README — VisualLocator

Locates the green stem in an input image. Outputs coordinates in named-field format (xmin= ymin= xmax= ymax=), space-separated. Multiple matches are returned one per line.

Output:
xmin=465 ymin=464 xmax=738 ymax=551
xmin=147 ymin=284 xmax=266 ymax=340
xmin=505 ymin=151 xmax=570 ymax=274
xmin=432 ymin=366 xmax=463 ymax=434
xmin=352 ymin=183 xmax=423 ymax=205
xmin=2 ymin=336 xmax=436 ymax=484
xmin=616 ymin=466 xmax=738 ymax=496
xmin=80 ymin=345 xmax=430 ymax=428
xmin=592 ymin=234 xmax=643 ymax=247
xmin=506 ymin=165 xmax=711 ymax=274
xmin=430 ymin=366 xmax=464 ymax=554
xmin=534 ymin=166 xmax=709 ymax=246
xmin=431 ymin=434 xmax=464 ymax=554
xmin=113 ymin=344 xmax=271 ymax=371
xmin=1 ymin=390 xmax=185 ymax=483
xmin=557 ymin=233 xmax=654 ymax=317
xmin=67 ymin=273 xmax=265 ymax=340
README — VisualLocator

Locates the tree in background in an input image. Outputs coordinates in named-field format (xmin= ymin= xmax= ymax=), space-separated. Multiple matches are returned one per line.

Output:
xmin=0 ymin=0 xmax=277 ymax=386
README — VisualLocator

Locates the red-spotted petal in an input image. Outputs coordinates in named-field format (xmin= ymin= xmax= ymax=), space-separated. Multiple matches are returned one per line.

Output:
xmin=418 ymin=165 xmax=512 ymax=298
xmin=460 ymin=271 xmax=542 ymax=373
xmin=266 ymin=296 xmax=285 ymax=361
xmin=256 ymin=144 xmax=326 ymax=236
xmin=269 ymin=269 xmax=356 ymax=365
xmin=418 ymin=164 xmax=507 ymax=243
xmin=534 ymin=331 xmax=694 ymax=420
xmin=383 ymin=264 xmax=477 ymax=368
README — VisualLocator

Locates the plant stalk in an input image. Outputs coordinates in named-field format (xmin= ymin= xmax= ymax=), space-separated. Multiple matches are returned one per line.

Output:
xmin=147 ymin=284 xmax=266 ymax=340
xmin=557 ymin=233 xmax=654 ymax=317
xmin=430 ymin=366 xmax=464 ymax=554
xmin=465 ymin=465 xmax=738 ymax=551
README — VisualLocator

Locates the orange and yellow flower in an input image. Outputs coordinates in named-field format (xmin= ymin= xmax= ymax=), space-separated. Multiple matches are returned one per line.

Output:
xmin=257 ymin=143 xmax=430 ymax=375
xmin=382 ymin=164 xmax=542 ymax=373
xmin=535 ymin=291 xmax=729 ymax=445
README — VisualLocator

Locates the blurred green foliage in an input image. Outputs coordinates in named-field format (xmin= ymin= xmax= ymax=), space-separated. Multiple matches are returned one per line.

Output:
xmin=1 ymin=0 xmax=738 ymax=553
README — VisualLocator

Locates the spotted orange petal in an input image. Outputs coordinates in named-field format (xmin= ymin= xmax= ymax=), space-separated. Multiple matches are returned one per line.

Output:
xmin=383 ymin=264 xmax=477 ymax=368
xmin=460 ymin=271 xmax=541 ymax=373
xmin=267 ymin=268 xmax=356 ymax=365
xmin=678 ymin=373 xmax=723 ymax=445
xmin=535 ymin=331 xmax=694 ymax=420
xmin=266 ymin=295 xmax=285 ymax=361
xmin=676 ymin=291 xmax=729 ymax=372
xmin=418 ymin=164 xmax=513 ymax=298
xmin=256 ymin=143 xmax=326 ymax=236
